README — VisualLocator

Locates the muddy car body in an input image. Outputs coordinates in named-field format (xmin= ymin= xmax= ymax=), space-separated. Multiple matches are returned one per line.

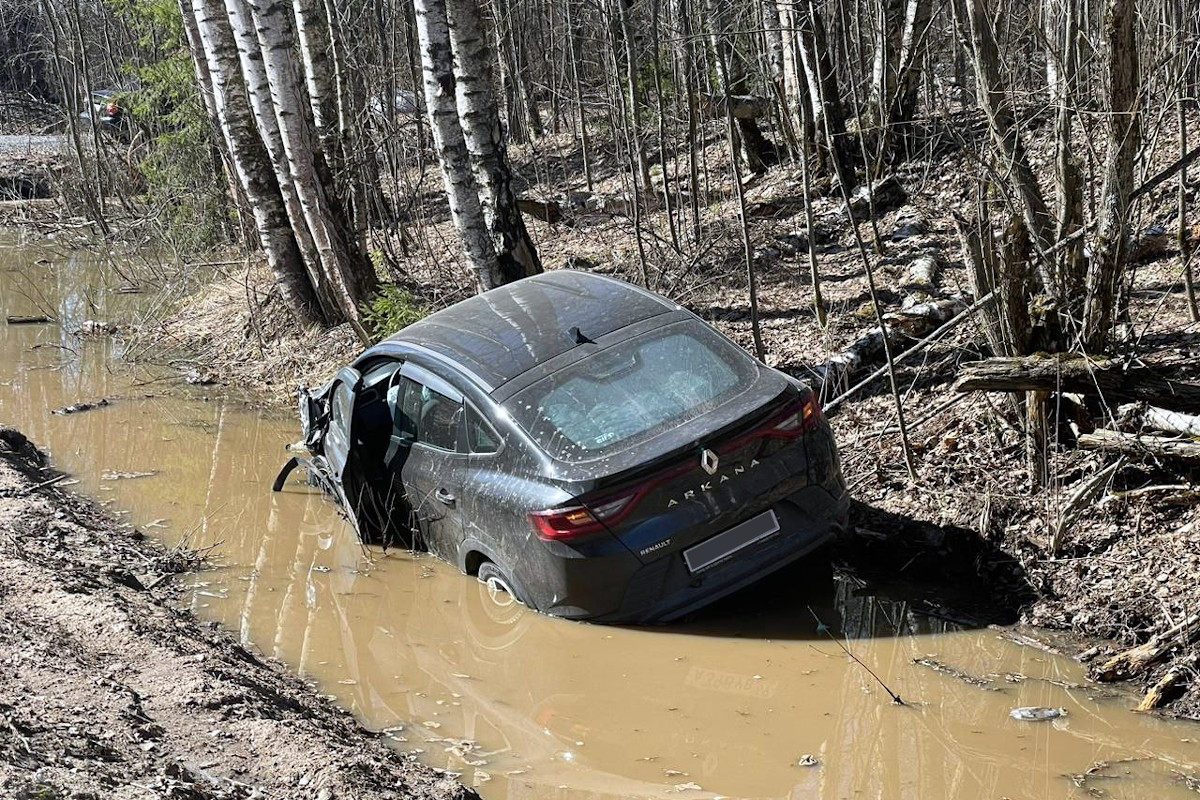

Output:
xmin=278 ymin=270 xmax=848 ymax=623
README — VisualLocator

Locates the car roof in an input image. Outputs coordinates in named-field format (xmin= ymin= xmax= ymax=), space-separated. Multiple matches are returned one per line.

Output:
xmin=382 ymin=270 xmax=677 ymax=392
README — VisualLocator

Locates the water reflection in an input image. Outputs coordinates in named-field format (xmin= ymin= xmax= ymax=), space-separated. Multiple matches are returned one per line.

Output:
xmin=2 ymin=232 xmax=1199 ymax=800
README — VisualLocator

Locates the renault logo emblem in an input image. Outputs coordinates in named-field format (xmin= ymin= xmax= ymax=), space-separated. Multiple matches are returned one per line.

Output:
xmin=700 ymin=449 xmax=719 ymax=475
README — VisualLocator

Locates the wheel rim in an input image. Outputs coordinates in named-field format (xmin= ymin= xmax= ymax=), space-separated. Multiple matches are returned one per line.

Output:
xmin=483 ymin=574 xmax=517 ymax=608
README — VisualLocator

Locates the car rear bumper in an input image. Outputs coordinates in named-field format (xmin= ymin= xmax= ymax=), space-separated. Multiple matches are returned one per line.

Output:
xmin=542 ymin=482 xmax=848 ymax=623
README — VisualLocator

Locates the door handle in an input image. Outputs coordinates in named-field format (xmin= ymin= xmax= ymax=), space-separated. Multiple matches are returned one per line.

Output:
xmin=435 ymin=488 xmax=456 ymax=506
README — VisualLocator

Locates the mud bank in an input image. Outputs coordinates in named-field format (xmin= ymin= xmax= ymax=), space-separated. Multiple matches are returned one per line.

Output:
xmin=0 ymin=426 xmax=477 ymax=800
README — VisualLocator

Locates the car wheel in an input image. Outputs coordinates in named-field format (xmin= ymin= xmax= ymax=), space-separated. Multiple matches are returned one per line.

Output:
xmin=477 ymin=561 xmax=523 ymax=608
xmin=467 ymin=561 xmax=531 ymax=650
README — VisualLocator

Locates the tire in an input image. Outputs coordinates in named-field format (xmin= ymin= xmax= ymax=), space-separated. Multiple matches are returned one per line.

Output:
xmin=467 ymin=561 xmax=531 ymax=649
xmin=477 ymin=561 xmax=524 ymax=608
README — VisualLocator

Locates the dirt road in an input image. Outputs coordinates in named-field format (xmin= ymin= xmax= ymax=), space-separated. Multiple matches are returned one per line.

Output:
xmin=0 ymin=426 xmax=478 ymax=800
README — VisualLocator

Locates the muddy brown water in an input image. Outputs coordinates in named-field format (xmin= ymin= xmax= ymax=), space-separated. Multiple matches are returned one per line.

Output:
xmin=2 ymin=230 xmax=1198 ymax=799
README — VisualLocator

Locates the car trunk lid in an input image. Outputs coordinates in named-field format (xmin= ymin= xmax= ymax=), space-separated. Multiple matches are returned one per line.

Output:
xmin=572 ymin=379 xmax=820 ymax=564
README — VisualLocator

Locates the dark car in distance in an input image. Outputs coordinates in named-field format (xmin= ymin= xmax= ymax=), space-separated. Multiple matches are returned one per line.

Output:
xmin=275 ymin=271 xmax=848 ymax=623
xmin=80 ymin=89 xmax=126 ymax=129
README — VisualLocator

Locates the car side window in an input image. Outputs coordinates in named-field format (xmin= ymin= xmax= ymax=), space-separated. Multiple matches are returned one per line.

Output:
xmin=394 ymin=376 xmax=461 ymax=452
xmin=466 ymin=406 xmax=500 ymax=454
xmin=395 ymin=376 xmax=421 ymax=442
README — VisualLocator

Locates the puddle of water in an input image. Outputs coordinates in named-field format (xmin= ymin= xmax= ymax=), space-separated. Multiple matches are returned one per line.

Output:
xmin=2 ymin=229 xmax=1198 ymax=799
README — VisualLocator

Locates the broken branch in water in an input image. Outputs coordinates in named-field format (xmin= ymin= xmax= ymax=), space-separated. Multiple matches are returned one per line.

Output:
xmin=5 ymin=315 xmax=52 ymax=325
xmin=809 ymin=606 xmax=905 ymax=705
xmin=52 ymin=398 xmax=112 ymax=415
xmin=1135 ymin=655 xmax=1198 ymax=712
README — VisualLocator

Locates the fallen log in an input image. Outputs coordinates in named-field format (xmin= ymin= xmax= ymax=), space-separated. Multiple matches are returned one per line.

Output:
xmin=1076 ymin=429 xmax=1200 ymax=463
xmin=517 ymin=197 xmax=564 ymax=224
xmin=830 ymin=175 xmax=907 ymax=224
xmin=954 ymin=355 xmax=1200 ymax=413
xmin=699 ymin=93 xmax=771 ymax=120
xmin=52 ymin=398 xmax=111 ymax=416
xmin=1092 ymin=612 xmax=1200 ymax=682
xmin=815 ymin=294 xmax=971 ymax=396
xmin=1118 ymin=403 xmax=1200 ymax=437
xmin=824 ymin=292 xmax=992 ymax=412
xmin=903 ymin=253 xmax=941 ymax=294
xmin=1130 ymin=141 xmax=1200 ymax=200
xmin=5 ymin=314 xmax=52 ymax=325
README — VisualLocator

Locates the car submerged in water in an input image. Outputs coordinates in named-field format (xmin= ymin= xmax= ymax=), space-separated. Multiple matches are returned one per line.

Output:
xmin=274 ymin=270 xmax=848 ymax=623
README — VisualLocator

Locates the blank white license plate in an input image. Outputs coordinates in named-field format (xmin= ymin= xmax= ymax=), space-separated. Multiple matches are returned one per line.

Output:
xmin=684 ymin=510 xmax=780 ymax=573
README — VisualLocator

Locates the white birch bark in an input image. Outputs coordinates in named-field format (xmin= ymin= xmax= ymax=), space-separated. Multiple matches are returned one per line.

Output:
xmin=761 ymin=0 xmax=785 ymax=82
xmin=893 ymin=0 xmax=931 ymax=123
xmin=868 ymin=0 xmax=904 ymax=127
xmin=224 ymin=0 xmax=330 ymax=319
xmin=181 ymin=0 xmax=323 ymax=326
xmin=290 ymin=0 xmax=339 ymax=155
xmin=445 ymin=0 xmax=542 ymax=283
xmin=414 ymin=0 xmax=504 ymax=290
xmin=244 ymin=0 xmax=373 ymax=335
xmin=180 ymin=2 xmax=220 ymax=121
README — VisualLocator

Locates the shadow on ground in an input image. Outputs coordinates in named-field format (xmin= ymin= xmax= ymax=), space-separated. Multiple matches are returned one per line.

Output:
xmin=669 ymin=500 xmax=1034 ymax=641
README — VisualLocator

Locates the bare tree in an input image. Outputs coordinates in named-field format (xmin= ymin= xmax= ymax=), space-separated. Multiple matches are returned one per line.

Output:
xmin=180 ymin=0 xmax=324 ymax=325
xmin=445 ymin=0 xmax=542 ymax=282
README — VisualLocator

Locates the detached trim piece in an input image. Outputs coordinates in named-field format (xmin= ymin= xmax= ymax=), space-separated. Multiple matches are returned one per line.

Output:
xmin=272 ymin=456 xmax=299 ymax=492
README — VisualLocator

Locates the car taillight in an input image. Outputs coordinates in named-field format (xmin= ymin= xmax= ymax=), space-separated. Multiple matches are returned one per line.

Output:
xmin=529 ymin=492 xmax=637 ymax=541
xmin=763 ymin=395 xmax=822 ymax=439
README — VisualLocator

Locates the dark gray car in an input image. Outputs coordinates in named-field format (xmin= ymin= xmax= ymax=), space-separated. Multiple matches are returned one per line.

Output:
xmin=275 ymin=270 xmax=848 ymax=623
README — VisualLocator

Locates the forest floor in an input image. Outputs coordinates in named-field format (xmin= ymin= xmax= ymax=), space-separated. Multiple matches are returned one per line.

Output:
xmin=0 ymin=426 xmax=480 ymax=800
xmin=39 ymin=106 xmax=1200 ymax=719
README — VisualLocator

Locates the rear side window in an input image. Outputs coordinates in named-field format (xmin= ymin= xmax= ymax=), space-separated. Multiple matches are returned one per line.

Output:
xmin=395 ymin=376 xmax=461 ymax=452
xmin=507 ymin=320 xmax=755 ymax=462
xmin=466 ymin=406 xmax=500 ymax=454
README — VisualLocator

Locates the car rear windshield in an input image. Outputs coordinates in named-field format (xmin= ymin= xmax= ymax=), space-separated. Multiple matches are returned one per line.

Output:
xmin=506 ymin=320 xmax=758 ymax=462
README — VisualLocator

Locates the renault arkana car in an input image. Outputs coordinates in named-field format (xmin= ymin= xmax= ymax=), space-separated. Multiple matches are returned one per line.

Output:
xmin=275 ymin=270 xmax=848 ymax=623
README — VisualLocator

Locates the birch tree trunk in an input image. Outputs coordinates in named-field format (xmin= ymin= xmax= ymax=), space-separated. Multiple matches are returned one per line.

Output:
xmin=705 ymin=0 xmax=771 ymax=174
xmin=223 ymin=0 xmax=330 ymax=320
xmin=414 ymin=0 xmax=505 ymax=291
xmin=868 ymin=0 xmax=931 ymax=170
xmin=889 ymin=0 xmax=931 ymax=138
xmin=181 ymin=0 xmax=324 ymax=327
xmin=291 ymin=0 xmax=339 ymax=160
xmin=868 ymin=0 xmax=904 ymax=132
xmin=245 ymin=0 xmax=375 ymax=337
xmin=445 ymin=0 xmax=543 ymax=283
xmin=779 ymin=0 xmax=814 ymax=149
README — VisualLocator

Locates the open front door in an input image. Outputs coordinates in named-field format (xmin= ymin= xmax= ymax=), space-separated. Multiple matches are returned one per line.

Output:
xmin=321 ymin=367 xmax=364 ymax=523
